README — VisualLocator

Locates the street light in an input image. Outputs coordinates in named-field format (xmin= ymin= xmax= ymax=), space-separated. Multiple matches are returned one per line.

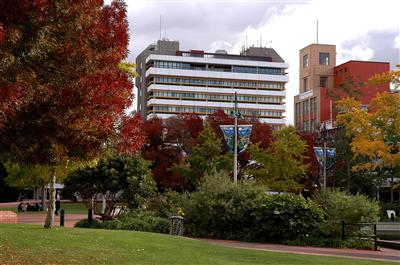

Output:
xmin=315 ymin=122 xmax=335 ymax=189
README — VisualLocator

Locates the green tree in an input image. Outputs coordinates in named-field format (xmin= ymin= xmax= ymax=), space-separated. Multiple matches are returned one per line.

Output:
xmin=248 ymin=126 xmax=308 ymax=192
xmin=171 ymin=124 xmax=232 ymax=190
xmin=62 ymin=154 xmax=155 ymax=220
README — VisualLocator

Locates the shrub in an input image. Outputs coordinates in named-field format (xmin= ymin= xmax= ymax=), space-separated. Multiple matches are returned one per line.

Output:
xmin=74 ymin=219 xmax=101 ymax=228
xmin=313 ymin=189 xmax=380 ymax=238
xmin=146 ymin=191 xmax=186 ymax=218
xmin=252 ymin=194 xmax=324 ymax=242
xmin=287 ymin=236 xmax=374 ymax=250
xmin=74 ymin=213 xmax=169 ymax=234
xmin=183 ymin=171 xmax=324 ymax=242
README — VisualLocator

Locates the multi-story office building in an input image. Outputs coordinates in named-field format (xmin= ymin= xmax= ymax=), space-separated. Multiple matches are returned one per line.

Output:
xmin=294 ymin=43 xmax=390 ymax=132
xmin=136 ymin=40 xmax=289 ymax=129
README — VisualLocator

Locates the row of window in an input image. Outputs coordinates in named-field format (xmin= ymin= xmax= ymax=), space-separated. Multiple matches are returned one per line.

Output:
xmin=302 ymin=119 xmax=317 ymax=132
xmin=302 ymin=76 xmax=328 ymax=92
xmin=232 ymin=66 xmax=284 ymax=75
xmin=152 ymin=61 xmax=285 ymax=75
xmin=295 ymin=97 xmax=317 ymax=117
xmin=302 ymin=52 xmax=330 ymax=68
xmin=150 ymin=105 xmax=283 ymax=117
xmin=151 ymin=76 xmax=285 ymax=90
xmin=150 ymin=91 xmax=283 ymax=104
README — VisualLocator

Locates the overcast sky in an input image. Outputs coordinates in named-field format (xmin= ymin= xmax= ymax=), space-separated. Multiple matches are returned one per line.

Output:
xmin=124 ymin=0 xmax=400 ymax=124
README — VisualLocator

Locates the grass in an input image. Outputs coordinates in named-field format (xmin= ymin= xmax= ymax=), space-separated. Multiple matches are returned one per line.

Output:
xmin=0 ymin=224 xmax=395 ymax=265
xmin=0 ymin=202 xmax=88 ymax=214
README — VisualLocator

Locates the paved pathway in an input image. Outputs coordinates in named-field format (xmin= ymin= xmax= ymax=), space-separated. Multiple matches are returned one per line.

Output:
xmin=200 ymin=238 xmax=400 ymax=263
xmin=16 ymin=212 xmax=87 ymax=227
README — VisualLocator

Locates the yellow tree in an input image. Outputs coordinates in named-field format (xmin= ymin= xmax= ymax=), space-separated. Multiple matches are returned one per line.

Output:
xmin=369 ymin=64 xmax=400 ymax=89
xmin=337 ymin=92 xmax=400 ymax=200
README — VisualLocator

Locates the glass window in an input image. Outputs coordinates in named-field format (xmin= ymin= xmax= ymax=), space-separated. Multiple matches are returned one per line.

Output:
xmin=303 ymin=55 xmax=308 ymax=68
xmin=320 ymin=76 xmax=328 ymax=88
xmin=303 ymin=77 xmax=308 ymax=92
xmin=319 ymin=53 xmax=329 ymax=65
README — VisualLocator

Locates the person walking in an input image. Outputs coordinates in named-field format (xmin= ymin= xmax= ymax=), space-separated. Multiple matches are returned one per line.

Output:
xmin=55 ymin=192 xmax=61 ymax=215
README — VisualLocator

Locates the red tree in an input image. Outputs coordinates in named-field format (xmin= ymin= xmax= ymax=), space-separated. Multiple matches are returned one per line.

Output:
xmin=142 ymin=117 xmax=187 ymax=191
xmin=165 ymin=113 xmax=203 ymax=154
xmin=0 ymin=0 xmax=142 ymax=228
xmin=206 ymin=109 xmax=274 ymax=180
xmin=298 ymin=132 xmax=319 ymax=193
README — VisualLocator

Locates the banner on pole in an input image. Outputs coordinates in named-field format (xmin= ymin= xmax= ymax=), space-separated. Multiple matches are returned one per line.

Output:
xmin=313 ymin=147 xmax=336 ymax=167
xmin=220 ymin=125 xmax=252 ymax=154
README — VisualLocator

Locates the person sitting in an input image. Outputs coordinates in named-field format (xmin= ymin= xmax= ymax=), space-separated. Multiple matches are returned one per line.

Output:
xmin=21 ymin=203 xmax=27 ymax=212
xmin=33 ymin=202 xmax=40 ymax=211
xmin=17 ymin=203 xmax=23 ymax=212
xmin=26 ymin=203 xmax=33 ymax=212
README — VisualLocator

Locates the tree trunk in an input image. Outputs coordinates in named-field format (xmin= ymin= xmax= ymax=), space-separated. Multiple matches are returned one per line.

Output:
xmin=41 ymin=183 xmax=46 ymax=211
xmin=44 ymin=166 xmax=56 ymax=228
xmin=346 ymin=158 xmax=351 ymax=193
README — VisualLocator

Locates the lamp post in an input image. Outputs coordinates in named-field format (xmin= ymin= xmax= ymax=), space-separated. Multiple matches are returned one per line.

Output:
xmin=220 ymin=92 xmax=252 ymax=184
xmin=316 ymin=122 xmax=335 ymax=190
xmin=233 ymin=92 xmax=239 ymax=184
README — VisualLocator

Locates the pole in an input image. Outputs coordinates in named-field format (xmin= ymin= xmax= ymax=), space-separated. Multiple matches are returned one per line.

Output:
xmin=341 ymin=221 xmax=345 ymax=241
xmin=323 ymin=140 xmax=327 ymax=189
xmin=60 ymin=209 xmax=65 ymax=227
xmin=234 ymin=92 xmax=238 ymax=184
xmin=374 ymin=223 xmax=378 ymax=251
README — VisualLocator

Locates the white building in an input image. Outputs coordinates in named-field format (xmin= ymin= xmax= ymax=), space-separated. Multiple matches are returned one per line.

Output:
xmin=136 ymin=40 xmax=289 ymax=129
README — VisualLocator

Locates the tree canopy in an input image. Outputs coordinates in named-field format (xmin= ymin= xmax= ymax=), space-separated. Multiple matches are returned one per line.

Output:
xmin=0 ymin=0 xmax=144 ymax=227
xmin=171 ymin=124 xmax=232 ymax=190
xmin=248 ymin=126 xmax=308 ymax=192
xmin=62 ymin=154 xmax=155 ymax=220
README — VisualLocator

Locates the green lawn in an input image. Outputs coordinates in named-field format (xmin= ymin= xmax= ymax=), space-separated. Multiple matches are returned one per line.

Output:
xmin=0 ymin=202 xmax=88 ymax=214
xmin=0 ymin=224 xmax=395 ymax=265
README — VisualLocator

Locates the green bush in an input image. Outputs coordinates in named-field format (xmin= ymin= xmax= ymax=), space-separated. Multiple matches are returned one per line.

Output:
xmin=183 ymin=171 xmax=324 ymax=242
xmin=253 ymin=194 xmax=324 ymax=242
xmin=74 ymin=213 xmax=169 ymax=234
xmin=313 ymin=189 xmax=380 ymax=238
xmin=74 ymin=219 xmax=101 ymax=228
xmin=287 ymin=236 xmax=374 ymax=250
xmin=146 ymin=191 xmax=186 ymax=218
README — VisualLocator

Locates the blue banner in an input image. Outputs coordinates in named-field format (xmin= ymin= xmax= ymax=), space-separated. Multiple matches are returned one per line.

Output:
xmin=220 ymin=125 xmax=252 ymax=154
xmin=313 ymin=147 xmax=336 ymax=167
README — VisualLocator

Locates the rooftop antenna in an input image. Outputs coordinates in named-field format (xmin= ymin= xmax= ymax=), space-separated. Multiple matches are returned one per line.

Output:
xmin=159 ymin=15 xmax=162 ymax=41
xmin=245 ymin=35 xmax=248 ymax=50
xmin=316 ymin=19 xmax=319 ymax=44
xmin=260 ymin=35 xmax=262 ymax=48
xmin=158 ymin=15 xmax=162 ymax=54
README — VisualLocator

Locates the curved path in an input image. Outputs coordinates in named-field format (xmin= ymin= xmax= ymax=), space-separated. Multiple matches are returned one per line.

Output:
xmin=17 ymin=212 xmax=87 ymax=227
xmin=200 ymin=238 xmax=400 ymax=263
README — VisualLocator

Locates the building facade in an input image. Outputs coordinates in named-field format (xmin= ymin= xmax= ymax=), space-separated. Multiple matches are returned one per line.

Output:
xmin=294 ymin=44 xmax=390 ymax=132
xmin=136 ymin=40 xmax=289 ymax=129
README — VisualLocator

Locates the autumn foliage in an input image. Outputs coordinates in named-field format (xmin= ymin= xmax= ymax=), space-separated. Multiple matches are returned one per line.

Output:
xmin=0 ymin=0 xmax=141 ymax=163
xmin=0 ymin=0 xmax=143 ymax=227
